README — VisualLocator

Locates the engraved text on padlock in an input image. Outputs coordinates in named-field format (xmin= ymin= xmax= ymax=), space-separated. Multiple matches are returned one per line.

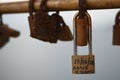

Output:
xmin=72 ymin=54 xmax=95 ymax=74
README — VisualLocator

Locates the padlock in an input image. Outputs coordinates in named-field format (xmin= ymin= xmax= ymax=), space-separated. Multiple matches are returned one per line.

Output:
xmin=72 ymin=12 xmax=95 ymax=74
xmin=52 ymin=11 xmax=73 ymax=41
xmin=113 ymin=11 xmax=120 ymax=45
xmin=28 ymin=0 xmax=59 ymax=43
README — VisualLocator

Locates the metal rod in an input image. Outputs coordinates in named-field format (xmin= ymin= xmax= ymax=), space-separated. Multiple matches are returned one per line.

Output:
xmin=0 ymin=0 xmax=120 ymax=14
xmin=73 ymin=12 xmax=78 ymax=55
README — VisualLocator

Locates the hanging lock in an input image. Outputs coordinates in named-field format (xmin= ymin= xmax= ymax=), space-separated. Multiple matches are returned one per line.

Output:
xmin=113 ymin=11 xmax=120 ymax=45
xmin=51 ymin=11 xmax=73 ymax=41
xmin=72 ymin=12 xmax=95 ymax=74
xmin=28 ymin=0 xmax=59 ymax=43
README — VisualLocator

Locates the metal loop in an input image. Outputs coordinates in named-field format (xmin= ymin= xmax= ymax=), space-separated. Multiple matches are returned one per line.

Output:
xmin=29 ymin=0 xmax=36 ymax=16
xmin=115 ymin=10 xmax=120 ymax=25
xmin=39 ymin=0 xmax=48 ymax=11
xmin=79 ymin=0 xmax=86 ymax=18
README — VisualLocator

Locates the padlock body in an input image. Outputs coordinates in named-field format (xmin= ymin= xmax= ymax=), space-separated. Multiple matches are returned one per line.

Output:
xmin=113 ymin=24 xmax=120 ymax=45
xmin=75 ymin=18 xmax=88 ymax=46
xmin=59 ymin=25 xmax=73 ymax=41
xmin=72 ymin=54 xmax=95 ymax=74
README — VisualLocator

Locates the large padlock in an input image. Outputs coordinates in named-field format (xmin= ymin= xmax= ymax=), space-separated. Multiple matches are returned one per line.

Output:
xmin=113 ymin=11 xmax=120 ymax=45
xmin=28 ymin=0 xmax=59 ymax=43
xmin=72 ymin=11 xmax=95 ymax=74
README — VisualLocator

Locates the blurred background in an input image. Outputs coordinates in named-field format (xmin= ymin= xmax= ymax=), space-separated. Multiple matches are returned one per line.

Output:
xmin=0 ymin=0 xmax=120 ymax=80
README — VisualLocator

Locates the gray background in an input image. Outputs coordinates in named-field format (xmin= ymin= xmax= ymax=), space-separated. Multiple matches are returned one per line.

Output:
xmin=0 ymin=0 xmax=120 ymax=80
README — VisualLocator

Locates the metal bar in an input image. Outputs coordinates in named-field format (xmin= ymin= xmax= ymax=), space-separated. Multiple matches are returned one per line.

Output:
xmin=0 ymin=0 xmax=120 ymax=14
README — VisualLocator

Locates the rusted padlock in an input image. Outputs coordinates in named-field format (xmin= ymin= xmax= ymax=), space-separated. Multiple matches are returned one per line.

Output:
xmin=51 ymin=11 xmax=73 ymax=41
xmin=28 ymin=0 xmax=59 ymax=43
xmin=113 ymin=11 xmax=120 ymax=45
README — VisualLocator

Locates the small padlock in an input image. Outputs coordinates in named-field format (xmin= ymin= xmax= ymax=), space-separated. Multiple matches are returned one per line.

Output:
xmin=50 ymin=11 xmax=73 ymax=41
xmin=55 ymin=12 xmax=73 ymax=41
xmin=113 ymin=11 xmax=120 ymax=45
xmin=72 ymin=12 xmax=95 ymax=74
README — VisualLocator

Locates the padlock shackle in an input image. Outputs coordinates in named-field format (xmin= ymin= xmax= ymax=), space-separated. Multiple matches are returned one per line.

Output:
xmin=73 ymin=13 xmax=77 ymax=55
xmin=73 ymin=11 xmax=92 ymax=55
xmin=78 ymin=0 xmax=86 ymax=18
xmin=115 ymin=10 xmax=120 ymax=25
xmin=87 ymin=12 xmax=92 ymax=55
xmin=0 ymin=14 xmax=3 ymax=25
xmin=29 ymin=0 xmax=35 ymax=16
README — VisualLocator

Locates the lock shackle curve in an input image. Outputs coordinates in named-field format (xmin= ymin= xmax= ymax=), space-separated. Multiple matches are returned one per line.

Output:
xmin=115 ymin=10 xmax=120 ymax=25
xmin=29 ymin=0 xmax=36 ymax=16
xmin=86 ymin=11 xmax=92 ymax=55
xmin=73 ymin=11 xmax=92 ymax=55
xmin=78 ymin=0 xmax=86 ymax=19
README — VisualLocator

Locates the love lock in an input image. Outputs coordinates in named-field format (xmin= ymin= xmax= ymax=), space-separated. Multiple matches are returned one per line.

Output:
xmin=113 ymin=10 xmax=120 ymax=45
xmin=72 ymin=11 xmax=95 ymax=74
xmin=51 ymin=11 xmax=73 ymax=41
xmin=28 ymin=0 xmax=59 ymax=43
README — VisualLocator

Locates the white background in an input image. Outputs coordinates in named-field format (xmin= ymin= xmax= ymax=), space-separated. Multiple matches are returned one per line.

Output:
xmin=0 ymin=0 xmax=120 ymax=80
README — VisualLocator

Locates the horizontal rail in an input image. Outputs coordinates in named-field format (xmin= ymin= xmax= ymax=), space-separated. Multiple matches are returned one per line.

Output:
xmin=0 ymin=0 xmax=120 ymax=14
